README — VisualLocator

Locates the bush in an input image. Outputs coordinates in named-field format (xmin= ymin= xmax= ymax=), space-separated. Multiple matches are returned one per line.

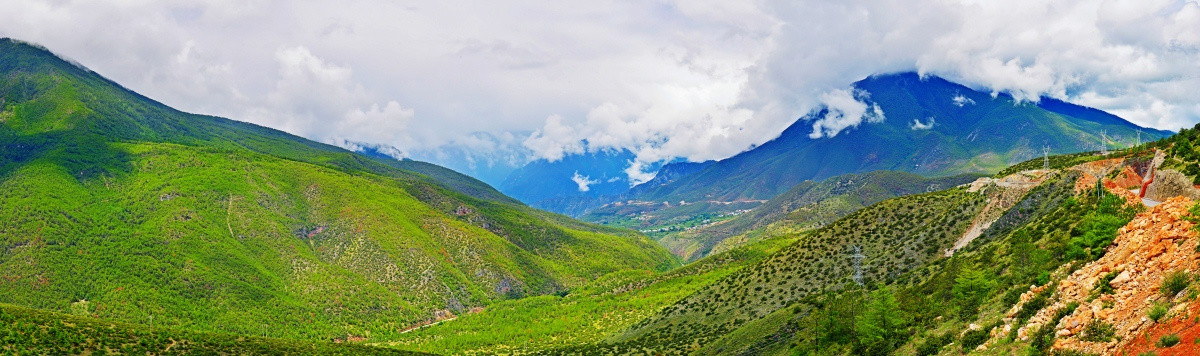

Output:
xmin=1161 ymin=270 xmax=1191 ymax=297
xmin=1089 ymin=271 xmax=1119 ymax=300
xmin=960 ymin=327 xmax=990 ymax=352
xmin=1080 ymin=321 xmax=1115 ymax=342
xmin=915 ymin=332 xmax=953 ymax=356
xmin=1148 ymin=303 xmax=1169 ymax=322
xmin=1157 ymin=333 xmax=1181 ymax=347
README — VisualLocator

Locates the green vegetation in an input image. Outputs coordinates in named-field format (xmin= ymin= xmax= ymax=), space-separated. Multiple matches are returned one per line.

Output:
xmin=384 ymin=235 xmax=795 ymax=354
xmin=0 ymin=38 xmax=675 ymax=346
xmin=1158 ymin=333 xmax=1182 ymax=347
xmin=1149 ymin=302 xmax=1169 ymax=322
xmin=1152 ymin=123 xmax=1200 ymax=184
xmin=0 ymin=303 xmax=418 ymax=355
xmin=661 ymin=171 xmax=979 ymax=261
xmin=854 ymin=288 xmax=911 ymax=354
xmin=609 ymin=188 xmax=986 ymax=353
xmin=1080 ymin=320 xmax=1116 ymax=342
xmin=1065 ymin=191 xmax=1141 ymax=261
xmin=1161 ymin=270 xmax=1192 ymax=297
xmin=4 ymin=38 xmax=1188 ymax=354
xmin=996 ymin=151 xmax=1103 ymax=177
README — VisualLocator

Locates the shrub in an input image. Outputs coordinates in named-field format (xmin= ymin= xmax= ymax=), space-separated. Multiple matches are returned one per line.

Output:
xmin=1002 ymin=287 xmax=1026 ymax=307
xmin=960 ymin=327 xmax=990 ymax=352
xmin=1148 ymin=303 xmax=1169 ymax=322
xmin=1157 ymin=333 xmax=1181 ymax=347
xmin=1089 ymin=271 xmax=1119 ymax=300
xmin=1161 ymin=270 xmax=1191 ymax=297
xmin=915 ymin=332 xmax=953 ymax=356
xmin=1080 ymin=321 xmax=1115 ymax=342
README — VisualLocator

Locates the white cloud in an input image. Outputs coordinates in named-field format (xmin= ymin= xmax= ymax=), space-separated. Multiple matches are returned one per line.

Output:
xmin=807 ymin=89 xmax=885 ymax=139
xmin=910 ymin=117 xmax=936 ymax=130
xmin=571 ymin=171 xmax=598 ymax=192
xmin=2 ymin=0 xmax=1198 ymax=180
xmin=952 ymin=94 xmax=976 ymax=107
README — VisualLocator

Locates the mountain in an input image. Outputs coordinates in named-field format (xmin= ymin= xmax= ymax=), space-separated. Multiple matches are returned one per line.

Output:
xmin=659 ymin=171 xmax=982 ymax=261
xmin=0 ymin=38 xmax=676 ymax=346
xmin=631 ymin=72 xmax=1173 ymax=203
xmin=386 ymin=128 xmax=1200 ymax=354
xmin=497 ymin=149 xmax=663 ymax=215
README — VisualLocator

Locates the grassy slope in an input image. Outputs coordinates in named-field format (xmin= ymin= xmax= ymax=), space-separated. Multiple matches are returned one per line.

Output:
xmin=669 ymin=171 xmax=981 ymax=261
xmin=380 ymin=148 xmax=1174 ymax=354
xmin=386 ymin=236 xmax=796 ymax=354
xmin=0 ymin=302 xmax=419 ymax=355
xmin=607 ymin=188 xmax=985 ymax=352
xmin=0 ymin=38 xmax=675 ymax=343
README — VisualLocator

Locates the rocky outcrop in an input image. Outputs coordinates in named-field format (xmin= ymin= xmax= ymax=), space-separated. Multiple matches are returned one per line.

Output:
xmin=1007 ymin=197 xmax=1197 ymax=355
xmin=1146 ymin=169 xmax=1200 ymax=202
xmin=1109 ymin=166 xmax=1144 ymax=190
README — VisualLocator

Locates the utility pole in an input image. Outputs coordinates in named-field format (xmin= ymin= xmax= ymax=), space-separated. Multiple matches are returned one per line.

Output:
xmin=850 ymin=245 xmax=865 ymax=286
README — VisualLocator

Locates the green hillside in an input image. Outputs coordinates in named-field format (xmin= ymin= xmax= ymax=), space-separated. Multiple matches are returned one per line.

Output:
xmin=0 ymin=38 xmax=675 ymax=344
xmin=663 ymin=171 xmax=981 ymax=261
xmin=608 ymin=187 xmax=986 ymax=352
xmin=0 ymin=303 xmax=419 ymax=355
xmin=386 ymin=234 xmax=797 ymax=354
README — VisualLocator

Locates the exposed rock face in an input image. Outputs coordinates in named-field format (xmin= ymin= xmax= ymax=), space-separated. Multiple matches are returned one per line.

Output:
xmin=1109 ymin=166 xmax=1144 ymax=190
xmin=1146 ymin=169 xmax=1200 ymax=202
xmin=1006 ymin=196 xmax=1197 ymax=355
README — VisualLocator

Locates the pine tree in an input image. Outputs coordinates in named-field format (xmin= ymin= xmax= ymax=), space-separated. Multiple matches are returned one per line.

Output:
xmin=855 ymin=288 xmax=908 ymax=355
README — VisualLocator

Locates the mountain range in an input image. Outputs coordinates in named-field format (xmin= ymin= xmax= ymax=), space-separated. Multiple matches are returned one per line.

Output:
xmin=499 ymin=72 xmax=1171 ymax=217
xmin=6 ymin=37 xmax=1200 ymax=356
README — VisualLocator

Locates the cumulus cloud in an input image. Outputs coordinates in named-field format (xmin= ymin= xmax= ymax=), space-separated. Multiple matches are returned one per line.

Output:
xmin=952 ymin=94 xmax=976 ymax=107
xmin=910 ymin=117 xmax=936 ymax=130
xmin=807 ymin=89 xmax=885 ymax=139
xmin=571 ymin=171 xmax=598 ymax=192
xmin=2 ymin=0 xmax=1199 ymax=182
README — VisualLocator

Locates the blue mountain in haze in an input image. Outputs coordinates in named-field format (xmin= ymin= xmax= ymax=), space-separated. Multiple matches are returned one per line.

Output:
xmin=496 ymin=73 xmax=1172 ymax=214
xmin=626 ymin=72 xmax=1173 ymax=203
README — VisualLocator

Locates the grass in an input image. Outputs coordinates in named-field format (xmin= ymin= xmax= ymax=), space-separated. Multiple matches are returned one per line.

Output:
xmin=1161 ymin=270 xmax=1192 ymax=297
xmin=382 ymin=236 xmax=796 ymax=354
xmin=0 ymin=302 xmax=420 ymax=355
xmin=0 ymin=38 xmax=676 ymax=344
xmin=1149 ymin=303 xmax=1170 ymax=323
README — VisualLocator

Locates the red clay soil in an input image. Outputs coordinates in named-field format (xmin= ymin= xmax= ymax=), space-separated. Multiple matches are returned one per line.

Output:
xmin=1120 ymin=301 xmax=1200 ymax=356
xmin=1111 ymin=166 xmax=1144 ymax=189
xmin=1104 ymin=179 xmax=1143 ymax=206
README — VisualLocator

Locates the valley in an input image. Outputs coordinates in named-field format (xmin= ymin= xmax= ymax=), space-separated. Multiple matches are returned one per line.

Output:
xmin=2 ymin=36 xmax=1199 ymax=356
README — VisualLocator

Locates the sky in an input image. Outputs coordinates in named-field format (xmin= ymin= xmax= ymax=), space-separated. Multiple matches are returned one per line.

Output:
xmin=2 ymin=0 xmax=1199 ymax=185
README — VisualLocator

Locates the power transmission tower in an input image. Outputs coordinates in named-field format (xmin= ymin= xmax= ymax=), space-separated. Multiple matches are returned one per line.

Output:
xmin=1100 ymin=130 xmax=1109 ymax=155
xmin=1043 ymin=145 xmax=1050 ymax=171
xmin=850 ymin=245 xmax=865 ymax=286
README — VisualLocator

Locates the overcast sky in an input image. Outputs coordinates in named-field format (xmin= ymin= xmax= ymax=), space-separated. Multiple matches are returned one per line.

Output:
xmin=3 ymin=0 xmax=1198 ymax=182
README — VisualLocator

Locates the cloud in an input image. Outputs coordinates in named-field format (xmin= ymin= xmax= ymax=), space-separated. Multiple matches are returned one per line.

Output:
xmin=523 ymin=115 xmax=585 ymax=162
xmin=2 ymin=0 xmax=1198 ymax=181
xmin=571 ymin=171 xmax=598 ymax=192
xmin=807 ymin=89 xmax=885 ymax=139
xmin=952 ymin=94 xmax=976 ymax=107
xmin=910 ymin=117 xmax=936 ymax=130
